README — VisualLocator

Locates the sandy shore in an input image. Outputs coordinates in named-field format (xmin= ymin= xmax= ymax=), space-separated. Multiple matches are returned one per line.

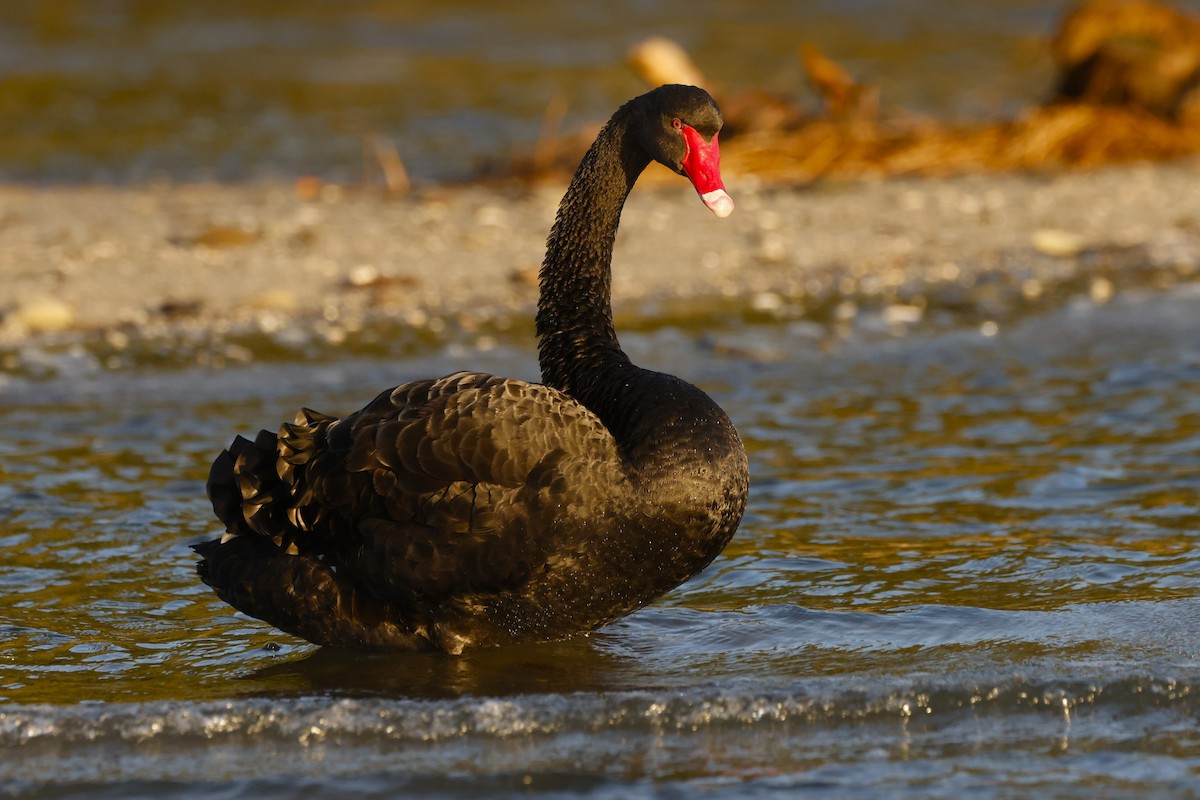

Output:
xmin=3 ymin=159 xmax=1200 ymax=352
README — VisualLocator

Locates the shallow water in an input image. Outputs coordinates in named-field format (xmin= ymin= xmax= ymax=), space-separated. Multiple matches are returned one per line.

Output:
xmin=1 ymin=286 xmax=1198 ymax=797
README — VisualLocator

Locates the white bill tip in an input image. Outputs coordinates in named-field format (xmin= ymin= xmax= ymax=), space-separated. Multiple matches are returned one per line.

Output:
xmin=700 ymin=189 xmax=734 ymax=218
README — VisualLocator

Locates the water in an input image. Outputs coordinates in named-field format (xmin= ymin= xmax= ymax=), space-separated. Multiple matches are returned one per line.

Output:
xmin=0 ymin=0 xmax=1074 ymax=184
xmin=1 ymin=286 xmax=1198 ymax=797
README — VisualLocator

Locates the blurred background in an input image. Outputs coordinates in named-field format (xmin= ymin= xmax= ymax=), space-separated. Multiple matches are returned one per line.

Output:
xmin=0 ymin=0 xmax=1072 ymax=184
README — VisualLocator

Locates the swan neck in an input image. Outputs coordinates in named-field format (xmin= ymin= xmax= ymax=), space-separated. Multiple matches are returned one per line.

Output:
xmin=536 ymin=109 xmax=650 ymax=396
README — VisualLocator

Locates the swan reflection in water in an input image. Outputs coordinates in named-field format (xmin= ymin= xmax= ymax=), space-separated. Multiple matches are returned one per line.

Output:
xmin=243 ymin=633 xmax=643 ymax=699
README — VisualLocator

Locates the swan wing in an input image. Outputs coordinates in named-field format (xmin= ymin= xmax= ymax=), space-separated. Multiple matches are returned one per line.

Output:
xmin=207 ymin=371 xmax=625 ymax=602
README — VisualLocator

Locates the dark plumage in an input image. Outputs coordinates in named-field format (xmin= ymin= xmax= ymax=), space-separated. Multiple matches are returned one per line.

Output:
xmin=195 ymin=85 xmax=749 ymax=653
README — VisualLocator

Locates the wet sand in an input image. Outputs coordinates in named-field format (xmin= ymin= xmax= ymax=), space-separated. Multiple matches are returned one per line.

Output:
xmin=3 ymin=159 xmax=1200 ymax=347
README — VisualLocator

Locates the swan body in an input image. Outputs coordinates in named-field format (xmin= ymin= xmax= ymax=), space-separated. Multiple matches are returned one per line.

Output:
xmin=195 ymin=85 xmax=749 ymax=653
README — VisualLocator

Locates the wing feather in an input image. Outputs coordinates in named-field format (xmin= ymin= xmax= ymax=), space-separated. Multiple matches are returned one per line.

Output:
xmin=222 ymin=371 xmax=625 ymax=602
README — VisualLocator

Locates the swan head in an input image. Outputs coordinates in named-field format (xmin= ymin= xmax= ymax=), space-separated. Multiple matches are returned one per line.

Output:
xmin=638 ymin=84 xmax=733 ymax=218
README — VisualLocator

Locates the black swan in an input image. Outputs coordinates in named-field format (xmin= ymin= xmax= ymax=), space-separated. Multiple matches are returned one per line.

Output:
xmin=194 ymin=85 xmax=749 ymax=653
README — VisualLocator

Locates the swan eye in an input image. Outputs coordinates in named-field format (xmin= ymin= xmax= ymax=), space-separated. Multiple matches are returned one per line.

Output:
xmin=672 ymin=118 xmax=683 ymax=130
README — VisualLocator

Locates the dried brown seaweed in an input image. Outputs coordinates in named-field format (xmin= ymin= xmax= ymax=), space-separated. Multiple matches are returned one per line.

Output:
xmin=508 ymin=0 xmax=1200 ymax=185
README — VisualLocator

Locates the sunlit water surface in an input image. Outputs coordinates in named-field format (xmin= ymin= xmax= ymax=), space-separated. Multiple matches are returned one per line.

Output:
xmin=1 ymin=288 xmax=1199 ymax=798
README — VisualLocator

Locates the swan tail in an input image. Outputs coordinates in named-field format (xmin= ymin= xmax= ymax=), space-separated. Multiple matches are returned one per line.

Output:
xmin=199 ymin=414 xmax=435 ymax=648
xmin=207 ymin=429 xmax=292 ymax=538
xmin=206 ymin=407 xmax=344 ymax=546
